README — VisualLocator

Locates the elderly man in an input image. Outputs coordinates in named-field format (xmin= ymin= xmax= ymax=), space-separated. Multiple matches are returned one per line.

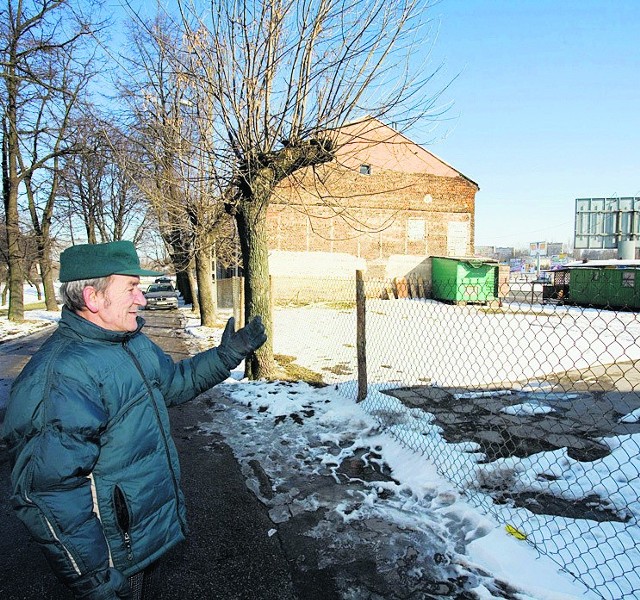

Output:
xmin=1 ymin=240 xmax=266 ymax=600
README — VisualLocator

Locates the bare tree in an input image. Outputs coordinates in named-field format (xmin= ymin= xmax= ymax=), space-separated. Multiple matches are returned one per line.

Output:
xmin=116 ymin=13 xmax=232 ymax=326
xmin=1 ymin=0 xmax=106 ymax=320
xmin=171 ymin=0 xmax=446 ymax=378
xmin=19 ymin=56 xmax=102 ymax=310
xmin=57 ymin=117 xmax=150 ymax=246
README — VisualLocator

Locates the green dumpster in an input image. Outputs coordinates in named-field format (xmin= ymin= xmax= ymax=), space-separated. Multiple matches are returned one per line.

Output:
xmin=431 ymin=256 xmax=498 ymax=304
xmin=569 ymin=266 xmax=640 ymax=309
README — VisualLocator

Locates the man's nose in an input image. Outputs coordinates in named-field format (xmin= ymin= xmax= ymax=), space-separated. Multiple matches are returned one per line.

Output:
xmin=135 ymin=289 xmax=147 ymax=306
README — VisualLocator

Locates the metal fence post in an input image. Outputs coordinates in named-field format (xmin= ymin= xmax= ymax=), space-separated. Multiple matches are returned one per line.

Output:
xmin=356 ymin=270 xmax=367 ymax=402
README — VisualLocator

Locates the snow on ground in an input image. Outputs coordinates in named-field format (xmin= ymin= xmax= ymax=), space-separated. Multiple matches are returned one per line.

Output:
xmin=269 ymin=298 xmax=640 ymax=389
xmin=500 ymin=402 xmax=555 ymax=416
xmin=4 ymin=289 xmax=640 ymax=598
xmin=0 ymin=286 xmax=60 ymax=341
xmin=231 ymin=300 xmax=640 ymax=600
xmin=182 ymin=312 xmax=594 ymax=600
xmin=206 ymin=377 xmax=589 ymax=599
xmin=0 ymin=309 xmax=59 ymax=341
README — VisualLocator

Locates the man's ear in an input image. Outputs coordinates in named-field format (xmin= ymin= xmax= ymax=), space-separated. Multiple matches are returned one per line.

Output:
xmin=82 ymin=286 xmax=100 ymax=313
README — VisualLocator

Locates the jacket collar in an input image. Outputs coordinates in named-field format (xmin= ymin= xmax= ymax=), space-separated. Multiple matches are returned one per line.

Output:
xmin=58 ymin=306 xmax=145 ymax=343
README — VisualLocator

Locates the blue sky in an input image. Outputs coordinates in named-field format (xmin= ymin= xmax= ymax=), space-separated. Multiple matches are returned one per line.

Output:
xmin=416 ymin=0 xmax=640 ymax=249
xmin=108 ymin=0 xmax=638 ymax=251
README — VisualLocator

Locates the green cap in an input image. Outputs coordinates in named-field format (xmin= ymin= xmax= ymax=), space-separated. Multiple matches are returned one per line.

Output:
xmin=59 ymin=241 xmax=163 ymax=282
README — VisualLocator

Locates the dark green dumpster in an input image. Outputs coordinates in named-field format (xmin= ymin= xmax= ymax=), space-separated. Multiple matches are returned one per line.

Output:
xmin=569 ymin=264 xmax=640 ymax=309
xmin=431 ymin=256 xmax=498 ymax=304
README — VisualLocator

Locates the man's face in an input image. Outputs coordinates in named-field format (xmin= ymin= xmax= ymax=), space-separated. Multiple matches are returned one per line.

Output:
xmin=90 ymin=275 xmax=147 ymax=332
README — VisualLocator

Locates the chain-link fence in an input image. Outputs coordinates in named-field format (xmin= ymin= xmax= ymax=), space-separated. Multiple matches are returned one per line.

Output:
xmin=271 ymin=274 xmax=640 ymax=600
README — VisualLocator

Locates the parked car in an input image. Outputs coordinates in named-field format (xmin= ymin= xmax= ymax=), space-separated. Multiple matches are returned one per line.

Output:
xmin=154 ymin=276 xmax=173 ymax=284
xmin=143 ymin=283 xmax=179 ymax=310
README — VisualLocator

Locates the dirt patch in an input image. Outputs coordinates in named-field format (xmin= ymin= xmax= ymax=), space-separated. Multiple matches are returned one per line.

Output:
xmin=383 ymin=382 xmax=640 ymax=522
xmin=491 ymin=491 xmax=631 ymax=523
xmin=273 ymin=354 xmax=326 ymax=387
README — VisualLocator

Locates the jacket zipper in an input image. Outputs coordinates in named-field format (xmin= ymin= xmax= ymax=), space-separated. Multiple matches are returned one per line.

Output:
xmin=122 ymin=340 xmax=186 ymax=534
xmin=123 ymin=531 xmax=133 ymax=560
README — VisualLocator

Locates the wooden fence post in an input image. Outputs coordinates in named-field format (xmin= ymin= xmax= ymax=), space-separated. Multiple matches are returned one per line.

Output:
xmin=356 ymin=270 xmax=367 ymax=402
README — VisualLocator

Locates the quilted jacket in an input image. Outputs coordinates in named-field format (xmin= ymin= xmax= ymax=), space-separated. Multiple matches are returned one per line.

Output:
xmin=1 ymin=307 xmax=231 ymax=591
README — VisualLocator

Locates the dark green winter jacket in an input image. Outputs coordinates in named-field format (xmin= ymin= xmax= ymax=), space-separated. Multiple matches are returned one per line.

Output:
xmin=1 ymin=307 xmax=231 ymax=592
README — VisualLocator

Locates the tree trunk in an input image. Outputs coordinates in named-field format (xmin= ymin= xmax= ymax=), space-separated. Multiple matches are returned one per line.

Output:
xmin=5 ymin=80 xmax=25 ymax=322
xmin=188 ymin=259 xmax=200 ymax=316
xmin=176 ymin=269 xmax=192 ymax=304
xmin=6 ymin=214 xmax=24 ymax=321
xmin=31 ymin=187 xmax=58 ymax=311
xmin=231 ymin=142 xmax=334 ymax=379
xmin=161 ymin=226 xmax=193 ymax=305
xmin=235 ymin=201 xmax=276 ymax=379
xmin=176 ymin=268 xmax=192 ymax=304
xmin=195 ymin=242 xmax=216 ymax=326
xmin=39 ymin=241 xmax=58 ymax=311
xmin=172 ymin=246 xmax=193 ymax=305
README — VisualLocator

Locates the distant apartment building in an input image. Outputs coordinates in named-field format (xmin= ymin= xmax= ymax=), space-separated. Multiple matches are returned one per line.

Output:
xmin=475 ymin=246 xmax=515 ymax=261
xmin=475 ymin=246 xmax=495 ymax=258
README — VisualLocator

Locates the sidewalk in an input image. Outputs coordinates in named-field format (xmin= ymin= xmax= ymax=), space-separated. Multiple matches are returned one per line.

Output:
xmin=155 ymin=394 xmax=300 ymax=599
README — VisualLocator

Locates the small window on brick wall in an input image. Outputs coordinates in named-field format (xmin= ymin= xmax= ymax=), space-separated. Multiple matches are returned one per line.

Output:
xmin=359 ymin=164 xmax=372 ymax=175
xmin=407 ymin=219 xmax=426 ymax=241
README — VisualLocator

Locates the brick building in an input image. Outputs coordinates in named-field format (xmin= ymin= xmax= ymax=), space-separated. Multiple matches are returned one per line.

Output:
xmin=268 ymin=117 xmax=479 ymax=277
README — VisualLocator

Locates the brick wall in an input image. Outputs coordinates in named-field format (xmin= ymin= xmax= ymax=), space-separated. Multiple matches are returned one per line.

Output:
xmin=270 ymin=165 xmax=477 ymax=263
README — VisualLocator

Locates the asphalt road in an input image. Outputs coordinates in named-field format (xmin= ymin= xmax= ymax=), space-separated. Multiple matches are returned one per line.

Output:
xmin=0 ymin=326 xmax=56 ymax=420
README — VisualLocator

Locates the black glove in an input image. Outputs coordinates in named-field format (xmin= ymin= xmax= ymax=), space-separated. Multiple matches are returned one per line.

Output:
xmin=70 ymin=567 xmax=132 ymax=600
xmin=217 ymin=316 xmax=267 ymax=370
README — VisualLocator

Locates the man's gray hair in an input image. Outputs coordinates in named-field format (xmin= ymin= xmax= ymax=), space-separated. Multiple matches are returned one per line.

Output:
xmin=59 ymin=276 xmax=112 ymax=311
